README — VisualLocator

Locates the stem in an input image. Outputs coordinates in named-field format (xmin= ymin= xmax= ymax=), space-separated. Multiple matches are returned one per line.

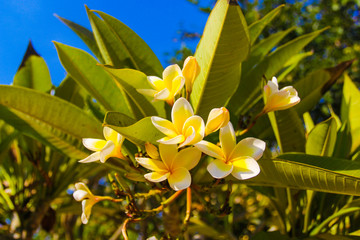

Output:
xmin=303 ymin=190 xmax=315 ymax=233
xmin=121 ymin=218 xmax=142 ymax=240
xmin=237 ymin=111 xmax=264 ymax=136
xmin=286 ymin=188 xmax=296 ymax=237
xmin=184 ymin=188 xmax=192 ymax=225
xmin=142 ymin=189 xmax=184 ymax=213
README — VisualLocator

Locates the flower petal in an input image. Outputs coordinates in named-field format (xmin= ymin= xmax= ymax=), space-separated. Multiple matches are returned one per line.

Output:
xmin=103 ymin=126 xmax=118 ymax=142
xmin=99 ymin=140 xmax=115 ymax=163
xmin=170 ymin=75 xmax=185 ymax=97
xmin=173 ymin=147 xmax=202 ymax=170
xmin=195 ymin=140 xmax=224 ymax=159
xmin=205 ymin=107 xmax=230 ymax=135
xmin=79 ymin=152 xmax=101 ymax=163
xmin=82 ymin=138 xmax=107 ymax=151
xmin=219 ymin=122 xmax=236 ymax=158
xmin=136 ymin=88 xmax=158 ymax=97
xmin=157 ymin=135 xmax=185 ymax=145
xmin=207 ymin=159 xmax=233 ymax=179
xmin=182 ymin=115 xmax=205 ymax=138
xmin=171 ymin=98 xmax=194 ymax=133
xmin=179 ymin=126 xmax=197 ymax=148
xmin=159 ymin=144 xmax=178 ymax=169
xmin=136 ymin=157 xmax=167 ymax=172
xmin=73 ymin=190 xmax=90 ymax=201
xmin=168 ymin=167 xmax=191 ymax=191
xmin=163 ymin=64 xmax=182 ymax=90
xmin=81 ymin=199 xmax=95 ymax=224
xmin=148 ymin=76 xmax=165 ymax=91
xmin=151 ymin=116 xmax=178 ymax=137
xmin=231 ymin=157 xmax=260 ymax=180
xmin=144 ymin=171 xmax=170 ymax=182
xmin=154 ymin=88 xmax=170 ymax=101
xmin=230 ymin=137 xmax=266 ymax=161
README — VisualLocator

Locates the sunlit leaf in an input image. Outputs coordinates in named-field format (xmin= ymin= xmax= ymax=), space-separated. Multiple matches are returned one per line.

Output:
xmin=13 ymin=41 xmax=52 ymax=92
xmin=191 ymin=0 xmax=250 ymax=117
xmin=306 ymin=117 xmax=337 ymax=157
xmin=0 ymin=85 xmax=102 ymax=159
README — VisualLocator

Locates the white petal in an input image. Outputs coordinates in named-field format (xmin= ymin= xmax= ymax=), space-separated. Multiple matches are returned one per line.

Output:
xmin=154 ymin=88 xmax=170 ymax=101
xmin=220 ymin=122 xmax=236 ymax=158
xmin=168 ymin=167 xmax=191 ymax=191
xmin=207 ymin=159 xmax=233 ymax=179
xmin=151 ymin=116 xmax=178 ymax=137
xmin=136 ymin=157 xmax=167 ymax=171
xmin=79 ymin=152 xmax=100 ymax=163
xmin=194 ymin=140 xmax=224 ymax=159
xmin=171 ymin=97 xmax=194 ymax=132
xmin=137 ymin=88 xmax=158 ymax=97
xmin=157 ymin=135 xmax=185 ymax=145
xmin=73 ymin=190 xmax=90 ymax=201
xmin=144 ymin=171 xmax=170 ymax=182
xmin=82 ymin=138 xmax=106 ymax=151
xmin=99 ymin=141 xmax=115 ymax=163
xmin=230 ymin=137 xmax=266 ymax=160
xmin=103 ymin=126 xmax=118 ymax=142
xmin=231 ymin=157 xmax=260 ymax=180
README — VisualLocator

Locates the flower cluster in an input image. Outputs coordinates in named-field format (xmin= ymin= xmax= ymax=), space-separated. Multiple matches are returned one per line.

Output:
xmin=75 ymin=56 xmax=301 ymax=225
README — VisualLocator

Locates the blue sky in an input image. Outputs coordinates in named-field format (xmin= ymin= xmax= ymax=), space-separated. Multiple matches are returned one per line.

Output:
xmin=0 ymin=0 xmax=210 ymax=86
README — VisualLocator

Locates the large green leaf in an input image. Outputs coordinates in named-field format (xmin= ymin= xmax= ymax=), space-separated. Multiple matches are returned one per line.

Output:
xmin=54 ymin=42 xmax=132 ymax=117
xmin=248 ymin=4 xmax=284 ymax=45
xmin=93 ymin=10 xmax=163 ymax=76
xmin=191 ymin=0 xmax=250 ymax=118
xmin=0 ymin=85 xmax=102 ymax=159
xmin=55 ymin=14 xmax=104 ymax=63
xmin=102 ymin=67 xmax=166 ymax=119
xmin=230 ymin=28 xmax=327 ymax=116
xmin=242 ymin=27 xmax=295 ymax=71
xmin=341 ymin=74 xmax=360 ymax=153
xmin=294 ymin=60 xmax=353 ymax=115
xmin=268 ymin=109 xmax=306 ymax=152
xmin=306 ymin=117 xmax=337 ymax=157
xmin=277 ymin=51 xmax=313 ymax=81
xmin=13 ymin=41 xmax=52 ymax=92
xmin=241 ymin=153 xmax=360 ymax=196
xmin=55 ymin=75 xmax=86 ymax=108
xmin=104 ymin=114 xmax=164 ymax=147
xmin=85 ymin=7 xmax=163 ymax=76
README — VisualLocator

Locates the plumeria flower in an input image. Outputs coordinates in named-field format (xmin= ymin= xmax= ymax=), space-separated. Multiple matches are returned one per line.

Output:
xmin=137 ymin=64 xmax=185 ymax=105
xmin=136 ymin=144 xmax=201 ymax=191
xmin=195 ymin=122 xmax=265 ymax=180
xmin=205 ymin=107 xmax=230 ymax=136
xmin=262 ymin=76 xmax=300 ymax=114
xmin=151 ymin=97 xmax=205 ymax=148
xmin=182 ymin=56 xmax=200 ymax=94
xmin=80 ymin=126 xmax=126 ymax=163
xmin=73 ymin=182 xmax=100 ymax=224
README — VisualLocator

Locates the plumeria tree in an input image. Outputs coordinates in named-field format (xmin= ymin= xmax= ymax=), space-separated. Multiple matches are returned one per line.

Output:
xmin=1 ymin=1 xmax=359 ymax=239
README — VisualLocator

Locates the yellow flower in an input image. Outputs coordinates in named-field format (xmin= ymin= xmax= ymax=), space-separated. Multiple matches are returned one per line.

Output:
xmin=195 ymin=122 xmax=265 ymax=180
xmin=262 ymin=77 xmax=300 ymax=113
xmin=182 ymin=56 xmax=200 ymax=94
xmin=136 ymin=144 xmax=201 ymax=191
xmin=205 ymin=107 xmax=230 ymax=136
xmin=73 ymin=182 xmax=99 ymax=224
xmin=137 ymin=64 xmax=185 ymax=105
xmin=80 ymin=126 xmax=126 ymax=163
xmin=151 ymin=97 xmax=205 ymax=148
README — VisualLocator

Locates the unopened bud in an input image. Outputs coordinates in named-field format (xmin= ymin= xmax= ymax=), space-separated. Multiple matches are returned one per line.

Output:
xmin=205 ymin=107 xmax=230 ymax=135
xmin=182 ymin=56 xmax=200 ymax=93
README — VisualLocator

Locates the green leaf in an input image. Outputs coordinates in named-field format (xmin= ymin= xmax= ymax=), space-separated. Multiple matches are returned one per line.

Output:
xmin=93 ymin=10 xmax=163 ymax=76
xmin=341 ymin=74 xmax=360 ymax=153
xmin=333 ymin=121 xmax=352 ymax=159
xmin=191 ymin=0 xmax=250 ymax=117
xmin=268 ymin=109 xmax=306 ymax=152
xmin=241 ymin=153 xmax=360 ymax=196
xmin=55 ymin=14 xmax=104 ymax=63
xmin=55 ymin=75 xmax=86 ymax=108
xmin=303 ymin=112 xmax=315 ymax=135
xmin=248 ymin=4 xmax=284 ymax=45
xmin=306 ymin=117 xmax=337 ymax=157
xmin=104 ymin=114 xmax=164 ymax=147
xmin=101 ymin=67 xmax=166 ymax=119
xmin=230 ymin=28 xmax=328 ymax=116
xmin=0 ymin=85 xmax=102 ymax=159
xmin=242 ymin=27 xmax=295 ymax=71
xmin=294 ymin=60 xmax=353 ymax=115
xmin=277 ymin=51 xmax=313 ymax=82
xmin=13 ymin=41 xmax=52 ymax=92
xmin=54 ymin=41 xmax=132 ymax=117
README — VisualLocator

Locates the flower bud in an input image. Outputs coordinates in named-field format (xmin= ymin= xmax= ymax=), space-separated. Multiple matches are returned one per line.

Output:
xmin=205 ymin=107 xmax=230 ymax=135
xmin=182 ymin=56 xmax=200 ymax=93
xmin=145 ymin=142 xmax=159 ymax=159
xmin=262 ymin=77 xmax=300 ymax=113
